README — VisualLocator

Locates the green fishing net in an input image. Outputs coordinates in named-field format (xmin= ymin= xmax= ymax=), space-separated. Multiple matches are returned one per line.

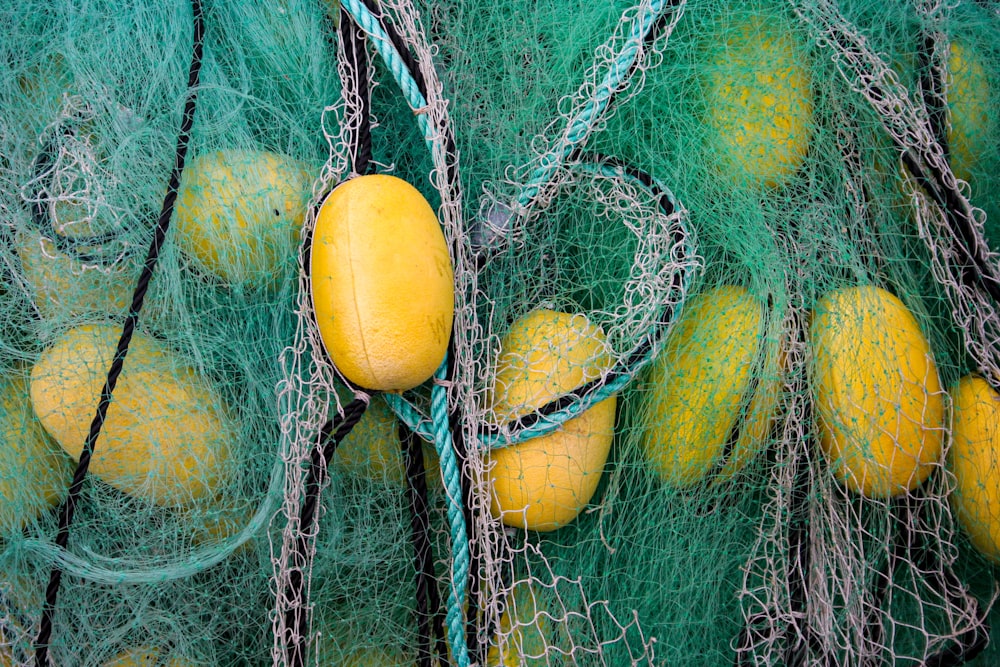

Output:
xmin=2 ymin=0 xmax=1000 ymax=665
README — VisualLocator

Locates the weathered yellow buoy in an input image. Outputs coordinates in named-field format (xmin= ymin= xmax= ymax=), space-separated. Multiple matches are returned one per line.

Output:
xmin=486 ymin=309 xmax=615 ymax=532
xmin=30 ymin=323 xmax=235 ymax=506
xmin=948 ymin=374 xmax=1000 ymax=562
xmin=810 ymin=286 xmax=944 ymax=497
xmin=0 ymin=373 xmax=73 ymax=532
xmin=946 ymin=39 xmax=992 ymax=184
xmin=704 ymin=12 xmax=814 ymax=188
xmin=310 ymin=174 xmax=454 ymax=392
xmin=641 ymin=286 xmax=783 ymax=486
xmin=173 ymin=149 xmax=312 ymax=285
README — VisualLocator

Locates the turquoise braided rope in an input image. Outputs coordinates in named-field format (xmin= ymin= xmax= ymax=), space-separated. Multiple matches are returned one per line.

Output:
xmin=336 ymin=6 xmax=471 ymax=661
xmin=479 ymin=161 xmax=697 ymax=450
xmin=515 ymin=0 xmax=684 ymax=211
xmin=382 ymin=392 xmax=435 ymax=442
xmin=340 ymin=0 xmax=434 ymax=149
xmin=430 ymin=355 xmax=471 ymax=667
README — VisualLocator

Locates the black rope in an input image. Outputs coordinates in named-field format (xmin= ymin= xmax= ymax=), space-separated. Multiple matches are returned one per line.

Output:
xmin=340 ymin=8 xmax=374 ymax=177
xmin=401 ymin=421 xmax=450 ymax=667
xmin=33 ymin=0 xmax=205 ymax=662
xmin=355 ymin=0 xmax=459 ymax=199
xmin=285 ymin=397 xmax=369 ymax=667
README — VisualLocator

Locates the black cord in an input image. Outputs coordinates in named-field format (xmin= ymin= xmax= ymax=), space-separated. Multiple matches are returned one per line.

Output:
xmin=285 ymin=397 xmax=369 ymax=667
xmin=339 ymin=8 xmax=374 ymax=177
xmin=401 ymin=421 xmax=450 ymax=667
xmin=33 ymin=0 xmax=205 ymax=662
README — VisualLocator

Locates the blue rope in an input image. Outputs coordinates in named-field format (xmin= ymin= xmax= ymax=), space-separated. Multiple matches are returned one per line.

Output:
xmin=340 ymin=0 xmax=434 ymax=149
xmin=429 ymin=355 xmax=471 ymax=667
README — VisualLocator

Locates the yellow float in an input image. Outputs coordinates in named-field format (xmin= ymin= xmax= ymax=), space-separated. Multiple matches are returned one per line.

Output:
xmin=30 ymin=323 xmax=236 ymax=506
xmin=310 ymin=174 xmax=454 ymax=392
xmin=810 ymin=286 xmax=944 ymax=497
xmin=641 ymin=286 xmax=783 ymax=487
xmin=486 ymin=309 xmax=615 ymax=532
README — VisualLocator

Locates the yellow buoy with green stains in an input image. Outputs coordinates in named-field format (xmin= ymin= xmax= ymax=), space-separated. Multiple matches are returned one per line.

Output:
xmin=704 ymin=12 xmax=814 ymax=188
xmin=641 ymin=286 xmax=783 ymax=487
xmin=310 ymin=174 xmax=454 ymax=392
xmin=30 ymin=323 xmax=236 ymax=506
xmin=948 ymin=374 xmax=1000 ymax=562
xmin=810 ymin=286 xmax=944 ymax=497
xmin=0 ymin=373 xmax=73 ymax=532
xmin=486 ymin=309 xmax=615 ymax=532
xmin=947 ymin=39 xmax=992 ymax=184
xmin=173 ymin=149 xmax=312 ymax=286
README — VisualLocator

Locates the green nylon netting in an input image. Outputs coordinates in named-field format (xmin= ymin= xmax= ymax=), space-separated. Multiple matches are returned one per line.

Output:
xmin=3 ymin=0 xmax=1000 ymax=665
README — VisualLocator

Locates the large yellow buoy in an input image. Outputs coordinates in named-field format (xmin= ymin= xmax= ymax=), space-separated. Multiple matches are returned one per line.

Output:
xmin=946 ymin=39 xmax=992 ymax=185
xmin=810 ymin=286 xmax=944 ymax=497
xmin=310 ymin=174 xmax=454 ymax=392
xmin=30 ymin=323 xmax=235 ymax=506
xmin=948 ymin=375 xmax=1000 ymax=562
xmin=486 ymin=309 xmax=615 ymax=532
xmin=173 ymin=150 xmax=312 ymax=286
xmin=0 ymin=373 xmax=73 ymax=532
xmin=704 ymin=12 xmax=814 ymax=188
xmin=641 ymin=286 xmax=782 ymax=486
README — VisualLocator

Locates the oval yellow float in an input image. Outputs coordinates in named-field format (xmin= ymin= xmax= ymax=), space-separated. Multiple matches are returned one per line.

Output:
xmin=486 ymin=309 xmax=615 ymax=532
xmin=810 ymin=286 xmax=944 ymax=497
xmin=947 ymin=39 xmax=991 ymax=184
xmin=948 ymin=374 xmax=1000 ymax=562
xmin=0 ymin=373 xmax=73 ymax=532
xmin=310 ymin=174 xmax=454 ymax=391
xmin=641 ymin=286 xmax=782 ymax=487
xmin=173 ymin=149 xmax=313 ymax=286
xmin=30 ymin=323 xmax=235 ymax=506
xmin=704 ymin=13 xmax=814 ymax=188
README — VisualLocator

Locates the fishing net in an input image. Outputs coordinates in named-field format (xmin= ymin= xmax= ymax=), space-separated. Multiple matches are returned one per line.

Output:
xmin=1 ymin=0 xmax=341 ymax=663
xmin=3 ymin=0 xmax=1000 ymax=665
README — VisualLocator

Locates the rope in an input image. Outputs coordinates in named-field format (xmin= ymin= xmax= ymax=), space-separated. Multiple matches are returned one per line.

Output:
xmin=33 ymin=0 xmax=204 ymax=661
xmin=285 ymin=397 xmax=369 ymax=667
xmin=430 ymin=355 xmax=471 ymax=667
xmin=401 ymin=421 xmax=450 ymax=667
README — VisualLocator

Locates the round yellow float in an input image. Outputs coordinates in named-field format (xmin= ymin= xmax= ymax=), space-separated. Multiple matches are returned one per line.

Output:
xmin=310 ymin=174 xmax=454 ymax=392
xmin=30 ymin=323 xmax=236 ymax=506
xmin=810 ymin=286 xmax=944 ymax=497
xmin=486 ymin=309 xmax=615 ymax=532
xmin=641 ymin=285 xmax=783 ymax=487
xmin=173 ymin=149 xmax=312 ymax=286
xmin=704 ymin=12 xmax=814 ymax=188
xmin=948 ymin=374 xmax=1000 ymax=562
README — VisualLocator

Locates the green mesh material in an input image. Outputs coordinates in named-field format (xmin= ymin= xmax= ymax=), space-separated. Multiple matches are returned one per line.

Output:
xmin=3 ymin=0 xmax=1000 ymax=665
